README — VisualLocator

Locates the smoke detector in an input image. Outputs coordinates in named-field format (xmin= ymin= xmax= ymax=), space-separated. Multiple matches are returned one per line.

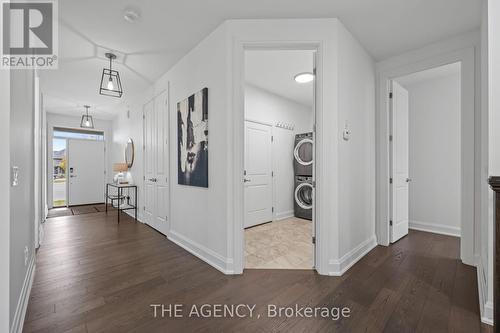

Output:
xmin=123 ymin=7 xmax=141 ymax=23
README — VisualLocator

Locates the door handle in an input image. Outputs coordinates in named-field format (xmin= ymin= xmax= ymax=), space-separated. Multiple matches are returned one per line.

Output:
xmin=243 ymin=178 xmax=251 ymax=183
xmin=149 ymin=178 xmax=157 ymax=182
xmin=70 ymin=175 xmax=77 ymax=178
xmin=406 ymin=178 xmax=412 ymax=182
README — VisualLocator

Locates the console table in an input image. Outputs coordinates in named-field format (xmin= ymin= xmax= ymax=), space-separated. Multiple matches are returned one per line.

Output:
xmin=489 ymin=176 xmax=500 ymax=332
xmin=105 ymin=183 xmax=138 ymax=223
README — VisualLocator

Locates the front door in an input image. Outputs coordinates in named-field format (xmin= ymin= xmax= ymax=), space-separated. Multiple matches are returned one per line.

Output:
xmin=244 ymin=121 xmax=273 ymax=228
xmin=68 ymin=139 xmax=105 ymax=206
xmin=390 ymin=80 xmax=410 ymax=243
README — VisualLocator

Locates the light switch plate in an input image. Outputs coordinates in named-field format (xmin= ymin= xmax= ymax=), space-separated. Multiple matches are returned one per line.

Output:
xmin=11 ymin=166 xmax=19 ymax=186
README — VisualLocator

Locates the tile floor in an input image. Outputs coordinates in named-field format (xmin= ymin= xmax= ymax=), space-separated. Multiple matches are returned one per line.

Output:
xmin=244 ymin=217 xmax=313 ymax=269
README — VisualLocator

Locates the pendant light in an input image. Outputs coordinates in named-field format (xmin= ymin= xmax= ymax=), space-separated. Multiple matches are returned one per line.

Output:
xmin=99 ymin=53 xmax=123 ymax=97
xmin=80 ymin=105 xmax=94 ymax=129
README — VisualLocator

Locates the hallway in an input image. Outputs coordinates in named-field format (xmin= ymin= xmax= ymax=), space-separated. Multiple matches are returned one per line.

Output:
xmin=24 ymin=212 xmax=485 ymax=332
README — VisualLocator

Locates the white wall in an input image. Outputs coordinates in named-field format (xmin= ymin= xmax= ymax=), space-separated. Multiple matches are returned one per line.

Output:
xmin=0 ymin=67 xmax=10 ymax=333
xmin=337 ymin=23 xmax=376 ymax=260
xmin=10 ymin=69 xmax=35 ymax=331
xmin=244 ymin=83 xmax=313 ymax=219
xmin=45 ymin=113 xmax=113 ymax=208
xmin=484 ymin=0 xmax=500 ymax=325
xmin=110 ymin=19 xmax=376 ymax=275
xmin=110 ymin=23 xmax=231 ymax=272
xmin=404 ymin=73 xmax=461 ymax=236
xmin=110 ymin=87 xmax=153 ymax=221
xmin=489 ymin=0 xmax=500 ymax=176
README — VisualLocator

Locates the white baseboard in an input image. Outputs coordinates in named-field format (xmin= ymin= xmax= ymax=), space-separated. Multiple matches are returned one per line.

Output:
xmin=409 ymin=220 xmax=460 ymax=237
xmin=168 ymin=230 xmax=232 ymax=274
xmin=477 ymin=259 xmax=494 ymax=326
xmin=328 ymin=235 xmax=377 ymax=276
xmin=124 ymin=210 xmax=144 ymax=223
xmin=10 ymin=255 xmax=35 ymax=333
xmin=275 ymin=210 xmax=294 ymax=221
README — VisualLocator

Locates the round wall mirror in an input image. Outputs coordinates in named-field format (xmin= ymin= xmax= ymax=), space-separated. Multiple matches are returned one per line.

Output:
xmin=125 ymin=138 xmax=134 ymax=168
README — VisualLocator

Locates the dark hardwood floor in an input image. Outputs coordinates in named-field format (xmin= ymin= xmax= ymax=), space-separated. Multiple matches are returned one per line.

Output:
xmin=24 ymin=212 xmax=491 ymax=332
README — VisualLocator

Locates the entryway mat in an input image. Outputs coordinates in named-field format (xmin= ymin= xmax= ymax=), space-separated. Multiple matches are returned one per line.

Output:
xmin=47 ymin=208 xmax=73 ymax=218
xmin=71 ymin=205 xmax=99 ymax=215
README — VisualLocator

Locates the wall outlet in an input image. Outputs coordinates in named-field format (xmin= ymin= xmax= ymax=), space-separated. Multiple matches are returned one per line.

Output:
xmin=24 ymin=246 xmax=29 ymax=266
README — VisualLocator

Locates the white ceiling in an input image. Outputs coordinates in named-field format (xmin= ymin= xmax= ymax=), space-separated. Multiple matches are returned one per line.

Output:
xmin=245 ymin=50 xmax=314 ymax=107
xmin=396 ymin=62 xmax=461 ymax=88
xmin=41 ymin=0 xmax=482 ymax=119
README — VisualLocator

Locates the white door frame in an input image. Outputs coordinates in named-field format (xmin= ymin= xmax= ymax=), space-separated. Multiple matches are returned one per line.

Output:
xmin=376 ymin=47 xmax=475 ymax=265
xmin=232 ymin=41 xmax=323 ymax=274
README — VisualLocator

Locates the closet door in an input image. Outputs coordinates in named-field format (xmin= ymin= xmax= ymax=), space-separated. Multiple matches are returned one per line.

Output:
xmin=143 ymin=90 xmax=170 ymax=235
xmin=143 ymin=100 xmax=156 ymax=228
xmin=154 ymin=91 xmax=170 ymax=235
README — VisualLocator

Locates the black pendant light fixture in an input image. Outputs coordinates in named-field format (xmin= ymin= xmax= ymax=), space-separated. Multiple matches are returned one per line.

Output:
xmin=80 ymin=105 xmax=94 ymax=129
xmin=99 ymin=52 xmax=123 ymax=97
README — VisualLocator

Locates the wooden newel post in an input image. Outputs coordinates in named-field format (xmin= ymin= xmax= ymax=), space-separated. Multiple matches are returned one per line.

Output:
xmin=489 ymin=176 xmax=500 ymax=331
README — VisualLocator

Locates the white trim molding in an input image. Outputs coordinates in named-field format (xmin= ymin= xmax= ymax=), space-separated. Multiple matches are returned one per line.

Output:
xmin=477 ymin=258 xmax=494 ymax=325
xmin=10 ymin=255 xmax=35 ymax=333
xmin=409 ymin=220 xmax=461 ymax=237
xmin=275 ymin=210 xmax=294 ymax=221
xmin=168 ymin=230 xmax=233 ymax=274
xmin=376 ymin=37 xmax=478 ymax=267
xmin=328 ymin=235 xmax=377 ymax=276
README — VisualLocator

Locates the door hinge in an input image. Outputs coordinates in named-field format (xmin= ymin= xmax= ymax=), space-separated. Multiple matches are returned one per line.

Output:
xmin=312 ymin=181 xmax=316 ymax=188
xmin=272 ymin=207 xmax=274 ymax=213
xmin=312 ymin=236 xmax=316 ymax=244
xmin=143 ymin=206 xmax=146 ymax=211
xmin=244 ymin=170 xmax=247 ymax=176
xmin=271 ymin=171 xmax=274 ymax=177
xmin=389 ymin=220 xmax=393 ymax=226
xmin=271 ymin=135 xmax=274 ymax=142
xmin=389 ymin=134 xmax=393 ymax=141
xmin=143 ymin=114 xmax=145 ymax=120
xmin=389 ymin=92 xmax=393 ymax=99
xmin=313 ymin=124 xmax=316 ymax=132
xmin=389 ymin=178 xmax=393 ymax=184
xmin=143 ymin=175 xmax=145 ymax=181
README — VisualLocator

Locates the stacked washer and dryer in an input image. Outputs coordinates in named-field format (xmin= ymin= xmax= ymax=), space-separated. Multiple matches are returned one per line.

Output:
xmin=293 ymin=132 xmax=313 ymax=220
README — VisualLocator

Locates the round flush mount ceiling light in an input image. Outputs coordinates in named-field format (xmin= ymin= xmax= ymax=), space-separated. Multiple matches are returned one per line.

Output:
xmin=294 ymin=72 xmax=315 ymax=83
xmin=123 ymin=7 xmax=141 ymax=23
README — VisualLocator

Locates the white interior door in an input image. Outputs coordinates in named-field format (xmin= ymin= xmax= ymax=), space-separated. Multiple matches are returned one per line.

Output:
xmin=390 ymin=80 xmax=410 ymax=243
xmin=143 ymin=91 xmax=170 ymax=235
xmin=154 ymin=91 xmax=169 ymax=235
xmin=244 ymin=121 xmax=273 ymax=228
xmin=143 ymin=100 xmax=155 ymax=227
xmin=68 ymin=139 xmax=105 ymax=206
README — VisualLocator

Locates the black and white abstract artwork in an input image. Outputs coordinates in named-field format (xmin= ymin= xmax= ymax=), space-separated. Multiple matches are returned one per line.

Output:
xmin=177 ymin=87 xmax=208 ymax=188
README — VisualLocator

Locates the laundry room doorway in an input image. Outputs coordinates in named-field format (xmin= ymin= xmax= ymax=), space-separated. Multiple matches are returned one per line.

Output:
xmin=242 ymin=49 xmax=316 ymax=270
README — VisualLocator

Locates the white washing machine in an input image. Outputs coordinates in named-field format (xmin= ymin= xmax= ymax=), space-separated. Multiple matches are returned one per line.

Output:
xmin=294 ymin=132 xmax=313 ymax=176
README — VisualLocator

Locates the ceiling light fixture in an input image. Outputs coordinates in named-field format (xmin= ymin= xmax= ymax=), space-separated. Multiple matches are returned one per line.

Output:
xmin=294 ymin=72 xmax=315 ymax=83
xmin=80 ymin=105 xmax=94 ymax=129
xmin=123 ymin=8 xmax=141 ymax=23
xmin=99 ymin=52 xmax=123 ymax=98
